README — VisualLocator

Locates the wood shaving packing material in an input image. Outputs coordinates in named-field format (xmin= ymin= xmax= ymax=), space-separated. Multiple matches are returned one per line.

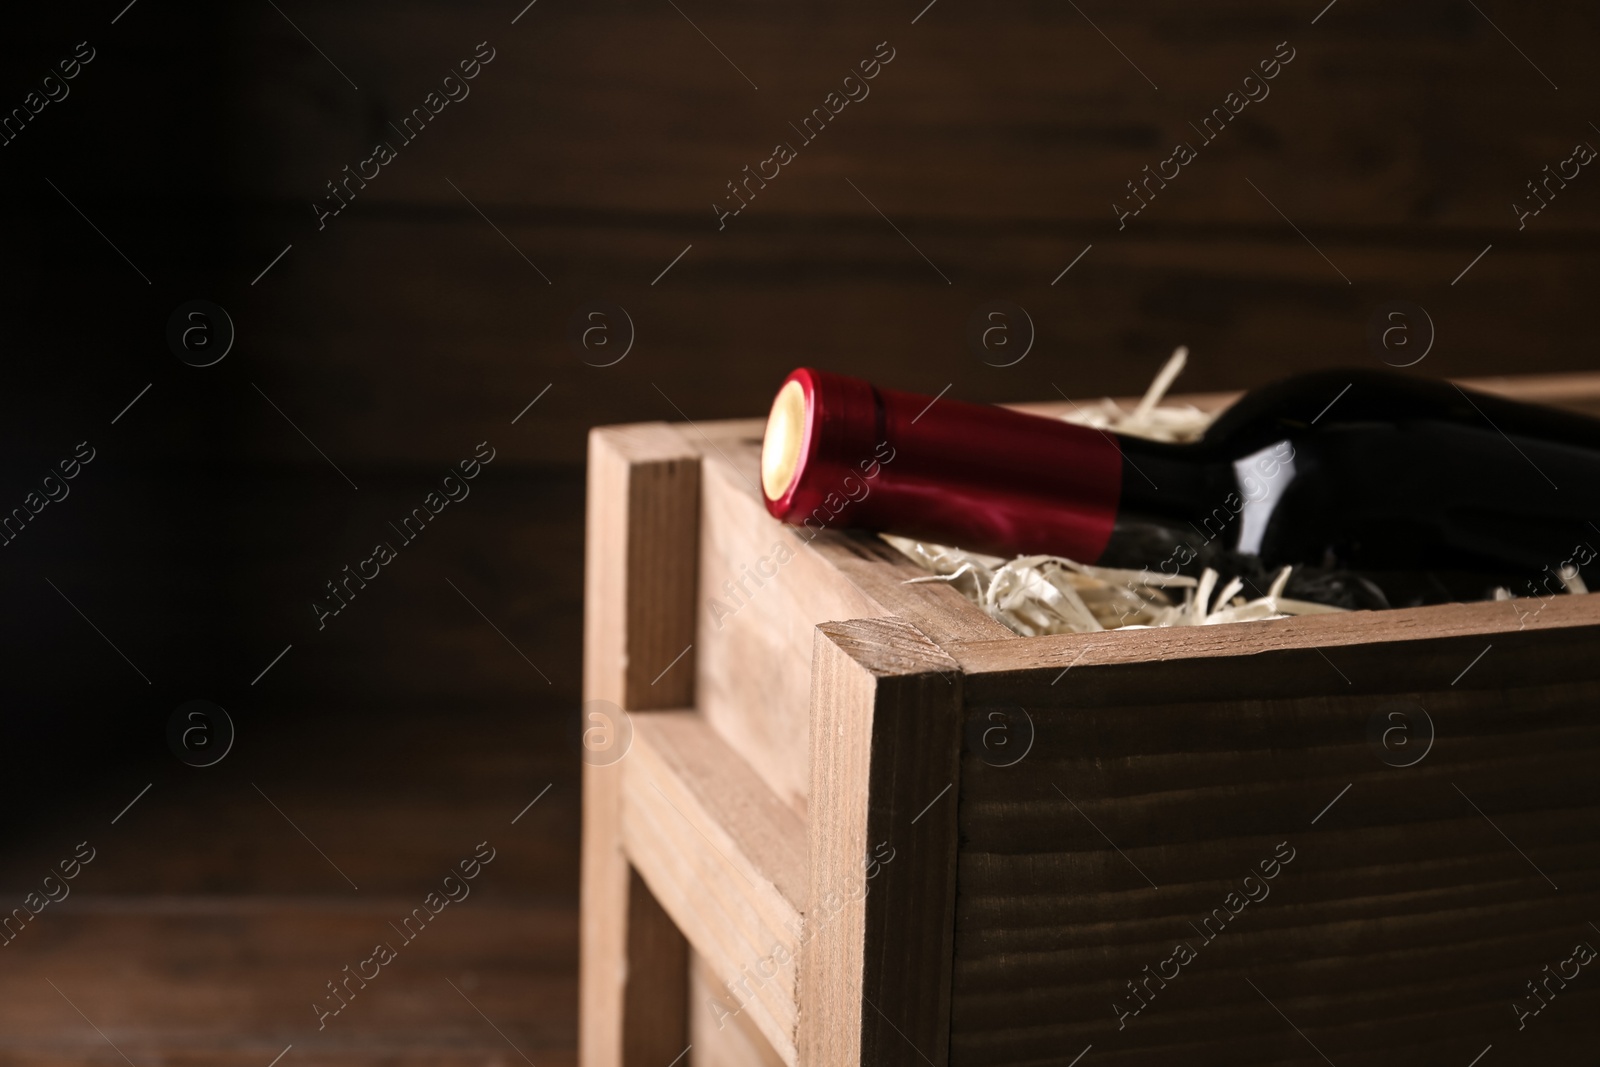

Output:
xmin=1492 ymin=565 xmax=1587 ymax=600
xmin=889 ymin=534 xmax=1343 ymax=636
xmin=1055 ymin=345 xmax=1213 ymax=444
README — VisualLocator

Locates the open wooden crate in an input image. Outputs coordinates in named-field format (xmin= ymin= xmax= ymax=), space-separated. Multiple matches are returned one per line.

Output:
xmin=580 ymin=372 xmax=1600 ymax=1067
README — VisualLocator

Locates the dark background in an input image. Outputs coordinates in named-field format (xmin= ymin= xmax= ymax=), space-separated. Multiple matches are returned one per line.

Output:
xmin=0 ymin=0 xmax=1595 ymax=1062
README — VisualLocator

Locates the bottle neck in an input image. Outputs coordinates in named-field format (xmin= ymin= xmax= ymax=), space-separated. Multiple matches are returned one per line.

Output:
xmin=1116 ymin=436 xmax=1238 ymax=520
xmin=1095 ymin=436 xmax=1245 ymax=570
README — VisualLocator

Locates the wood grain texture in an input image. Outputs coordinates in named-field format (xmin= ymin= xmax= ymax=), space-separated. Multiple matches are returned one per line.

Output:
xmin=0 ymin=695 xmax=580 ymax=1067
xmin=230 ymin=222 xmax=1600 ymax=468
xmin=221 ymin=2 xmax=1600 ymax=217
xmin=803 ymin=618 xmax=965 ymax=1067
xmin=946 ymin=622 xmax=1600 ymax=1065
xmin=691 ymin=949 xmax=789 ymax=1067
xmin=14 ymin=3 xmax=1600 ymax=1066
xmin=228 ymin=1 xmax=1600 ymax=234
xmin=690 ymin=423 xmax=889 ymax=814
xmin=580 ymin=360 xmax=1600 ymax=1067
xmin=688 ymin=423 xmax=1010 ymax=812
xmin=583 ymin=423 xmax=702 ymax=710
xmin=623 ymin=867 xmax=691 ymax=1066
xmin=0 ymin=898 xmax=577 ymax=1067
xmin=229 ymin=464 xmax=587 ymax=705
xmin=217 ymin=0 xmax=1600 ymax=470
xmin=581 ymin=423 xmax=700 ymax=1067
xmin=949 ymin=590 xmax=1600 ymax=708
xmin=631 ymin=713 xmax=810 ymax=911
xmin=623 ymin=712 xmax=806 ymax=1065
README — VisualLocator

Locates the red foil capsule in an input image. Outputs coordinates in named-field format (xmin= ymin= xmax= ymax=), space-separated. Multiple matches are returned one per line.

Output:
xmin=760 ymin=367 xmax=1123 ymax=561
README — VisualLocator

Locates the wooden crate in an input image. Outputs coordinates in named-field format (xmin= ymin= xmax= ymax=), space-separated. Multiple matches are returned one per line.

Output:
xmin=579 ymin=373 xmax=1600 ymax=1067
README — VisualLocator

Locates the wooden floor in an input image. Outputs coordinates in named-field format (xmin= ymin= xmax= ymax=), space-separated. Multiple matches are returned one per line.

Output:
xmin=0 ymin=704 xmax=581 ymax=1067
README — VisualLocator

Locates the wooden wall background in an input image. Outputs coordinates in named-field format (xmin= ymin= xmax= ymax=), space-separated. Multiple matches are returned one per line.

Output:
xmin=0 ymin=0 xmax=1595 ymax=1062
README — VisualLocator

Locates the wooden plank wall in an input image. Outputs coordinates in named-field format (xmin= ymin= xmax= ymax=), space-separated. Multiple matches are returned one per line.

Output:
xmin=6 ymin=0 xmax=1600 ymax=713
xmin=223 ymin=0 xmax=1600 ymax=466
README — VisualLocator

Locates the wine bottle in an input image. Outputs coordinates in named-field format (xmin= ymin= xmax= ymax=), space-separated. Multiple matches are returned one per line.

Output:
xmin=759 ymin=367 xmax=1600 ymax=599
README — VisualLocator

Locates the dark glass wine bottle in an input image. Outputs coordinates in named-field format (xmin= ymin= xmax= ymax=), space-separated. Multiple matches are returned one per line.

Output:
xmin=760 ymin=367 xmax=1600 ymax=605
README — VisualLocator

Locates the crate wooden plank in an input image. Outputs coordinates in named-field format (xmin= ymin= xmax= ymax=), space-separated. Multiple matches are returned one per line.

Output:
xmin=583 ymin=423 xmax=701 ymax=710
xmin=949 ymin=594 xmax=1600 ymax=706
xmin=690 ymin=951 xmax=788 ymax=1067
xmin=803 ymin=619 xmax=965 ymax=1067
xmin=686 ymin=424 xmax=1010 ymax=811
xmin=691 ymin=425 xmax=890 ymax=813
xmin=623 ymin=712 xmax=806 ymax=1065
xmin=581 ymin=368 xmax=1600 ymax=1067
xmin=580 ymin=424 xmax=700 ymax=1067
xmin=943 ymin=611 xmax=1600 ymax=1066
